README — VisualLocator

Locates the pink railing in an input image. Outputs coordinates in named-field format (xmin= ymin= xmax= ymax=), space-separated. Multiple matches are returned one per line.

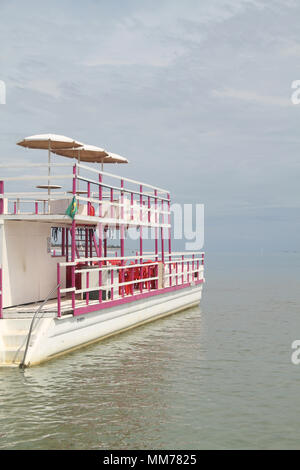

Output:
xmin=56 ymin=251 xmax=205 ymax=317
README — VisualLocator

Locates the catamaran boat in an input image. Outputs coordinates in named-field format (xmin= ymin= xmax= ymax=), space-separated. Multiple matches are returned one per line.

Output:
xmin=0 ymin=134 xmax=204 ymax=367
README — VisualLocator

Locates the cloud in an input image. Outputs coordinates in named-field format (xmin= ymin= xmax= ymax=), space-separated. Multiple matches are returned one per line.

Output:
xmin=211 ymin=88 xmax=292 ymax=107
xmin=83 ymin=0 xmax=268 ymax=67
xmin=19 ymin=79 xmax=62 ymax=99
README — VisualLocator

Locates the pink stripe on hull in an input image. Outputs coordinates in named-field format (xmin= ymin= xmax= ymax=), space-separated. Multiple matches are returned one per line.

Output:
xmin=74 ymin=279 xmax=203 ymax=316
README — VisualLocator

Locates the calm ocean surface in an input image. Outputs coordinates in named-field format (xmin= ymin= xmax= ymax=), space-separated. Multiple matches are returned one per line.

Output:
xmin=0 ymin=252 xmax=299 ymax=450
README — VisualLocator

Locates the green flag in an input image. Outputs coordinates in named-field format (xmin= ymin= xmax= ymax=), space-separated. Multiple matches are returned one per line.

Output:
xmin=66 ymin=196 xmax=78 ymax=219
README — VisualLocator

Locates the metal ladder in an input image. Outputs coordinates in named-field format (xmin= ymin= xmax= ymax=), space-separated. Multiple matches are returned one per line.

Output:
xmin=19 ymin=283 xmax=60 ymax=369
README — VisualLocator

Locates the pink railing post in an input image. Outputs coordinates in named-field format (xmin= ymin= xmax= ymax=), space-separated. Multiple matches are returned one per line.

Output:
xmin=111 ymin=268 xmax=114 ymax=300
xmin=131 ymin=192 xmax=134 ymax=221
xmin=161 ymin=199 xmax=164 ymax=264
xmin=87 ymin=182 xmax=91 ymax=216
xmin=148 ymin=196 xmax=151 ymax=223
xmin=192 ymin=254 xmax=195 ymax=279
xmin=120 ymin=179 xmax=125 ymax=297
xmin=89 ymin=230 xmax=94 ymax=303
xmin=187 ymin=261 xmax=190 ymax=283
xmin=139 ymin=185 xmax=143 ymax=293
xmin=85 ymin=228 xmax=88 ymax=258
xmin=86 ymin=269 xmax=89 ymax=305
xmin=147 ymin=264 xmax=150 ymax=291
xmin=98 ymin=171 xmax=103 ymax=297
xmin=168 ymin=193 xmax=172 ymax=287
xmin=98 ymin=222 xmax=103 ymax=303
xmin=0 ymin=181 xmax=4 ymax=215
xmin=154 ymin=191 xmax=158 ymax=258
xmin=99 ymin=173 xmax=102 ymax=217
xmin=85 ymin=228 xmax=89 ymax=305
xmin=110 ymin=188 xmax=113 ymax=218
xmin=154 ymin=190 xmax=158 ymax=289
xmin=57 ymin=263 xmax=61 ymax=318
xmin=97 ymin=173 xmax=102 ymax=298
xmin=71 ymin=165 xmax=77 ymax=312
xmin=71 ymin=225 xmax=76 ymax=312
xmin=130 ymin=263 xmax=134 ymax=295
xmin=168 ymin=194 xmax=171 ymax=256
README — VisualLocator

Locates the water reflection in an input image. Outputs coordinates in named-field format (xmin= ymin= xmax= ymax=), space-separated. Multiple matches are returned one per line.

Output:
xmin=1 ymin=253 xmax=300 ymax=449
xmin=0 ymin=306 xmax=205 ymax=449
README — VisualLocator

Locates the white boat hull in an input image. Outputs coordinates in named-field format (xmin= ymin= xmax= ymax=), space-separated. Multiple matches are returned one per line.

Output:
xmin=0 ymin=284 xmax=203 ymax=367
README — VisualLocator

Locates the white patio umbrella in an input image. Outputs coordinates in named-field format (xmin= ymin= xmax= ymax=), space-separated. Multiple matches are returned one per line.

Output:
xmin=17 ymin=134 xmax=82 ymax=196
xmin=52 ymin=144 xmax=128 ymax=173
xmin=52 ymin=145 xmax=128 ymax=197
xmin=17 ymin=133 xmax=82 ymax=150
xmin=52 ymin=144 xmax=109 ymax=164
xmin=101 ymin=151 xmax=129 ymax=167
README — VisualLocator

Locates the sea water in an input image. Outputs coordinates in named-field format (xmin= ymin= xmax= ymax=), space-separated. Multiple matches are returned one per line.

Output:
xmin=0 ymin=252 xmax=299 ymax=450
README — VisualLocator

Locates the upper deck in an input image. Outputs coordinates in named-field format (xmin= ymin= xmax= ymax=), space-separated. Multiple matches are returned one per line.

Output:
xmin=0 ymin=161 xmax=171 ymax=230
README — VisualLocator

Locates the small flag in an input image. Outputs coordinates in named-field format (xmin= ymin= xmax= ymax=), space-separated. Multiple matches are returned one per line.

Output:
xmin=66 ymin=196 xmax=78 ymax=219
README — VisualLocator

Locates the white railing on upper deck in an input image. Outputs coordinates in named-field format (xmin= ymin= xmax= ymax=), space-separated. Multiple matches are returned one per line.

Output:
xmin=0 ymin=162 xmax=73 ymax=216
xmin=75 ymin=162 xmax=171 ymax=228
xmin=0 ymin=162 xmax=171 ymax=228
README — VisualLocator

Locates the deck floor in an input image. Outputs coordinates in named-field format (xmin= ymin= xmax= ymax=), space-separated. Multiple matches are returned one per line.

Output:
xmin=2 ymin=295 xmax=113 ymax=319
xmin=2 ymin=290 xmax=145 ymax=319
xmin=1 ymin=271 xmax=198 ymax=319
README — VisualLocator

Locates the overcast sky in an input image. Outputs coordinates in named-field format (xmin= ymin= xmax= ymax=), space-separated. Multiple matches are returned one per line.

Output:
xmin=1 ymin=0 xmax=300 ymax=253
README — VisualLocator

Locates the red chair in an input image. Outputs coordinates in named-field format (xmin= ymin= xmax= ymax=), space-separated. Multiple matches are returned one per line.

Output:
xmin=149 ymin=264 xmax=156 ymax=289
xmin=117 ymin=262 xmax=130 ymax=295
xmin=142 ymin=260 xmax=153 ymax=290
xmin=124 ymin=267 xmax=133 ymax=295
xmin=129 ymin=261 xmax=141 ymax=290
xmin=88 ymin=205 xmax=95 ymax=216
xmin=108 ymin=259 xmax=122 ymax=266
